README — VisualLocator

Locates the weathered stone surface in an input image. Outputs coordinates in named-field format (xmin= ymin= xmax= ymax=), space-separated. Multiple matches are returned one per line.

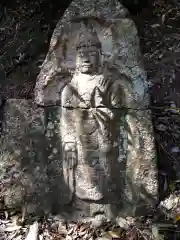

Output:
xmin=33 ymin=0 xmax=158 ymax=222
xmin=0 ymin=99 xmax=46 ymax=213
xmin=35 ymin=0 xmax=149 ymax=110
xmin=0 ymin=0 xmax=158 ymax=224
xmin=43 ymin=106 xmax=73 ymax=209
xmin=0 ymin=100 xmax=72 ymax=215
xmin=119 ymin=109 xmax=158 ymax=216
xmin=58 ymin=108 xmax=157 ymax=220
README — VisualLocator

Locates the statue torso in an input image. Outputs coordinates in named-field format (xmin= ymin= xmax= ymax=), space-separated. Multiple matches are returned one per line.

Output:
xmin=62 ymin=71 xmax=121 ymax=108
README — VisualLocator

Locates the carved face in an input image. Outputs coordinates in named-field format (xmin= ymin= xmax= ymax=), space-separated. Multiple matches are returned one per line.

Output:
xmin=76 ymin=45 xmax=100 ymax=73
xmin=76 ymin=30 xmax=101 ymax=74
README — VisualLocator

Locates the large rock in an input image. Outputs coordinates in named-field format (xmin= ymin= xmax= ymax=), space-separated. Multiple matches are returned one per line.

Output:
xmin=0 ymin=99 xmax=46 ymax=213
xmin=34 ymin=0 xmax=158 ymax=224
xmin=0 ymin=0 xmax=158 ymax=225
xmin=0 ymin=99 xmax=72 ymax=215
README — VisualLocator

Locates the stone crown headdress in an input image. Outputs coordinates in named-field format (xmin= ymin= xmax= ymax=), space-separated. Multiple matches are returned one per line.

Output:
xmin=76 ymin=23 xmax=101 ymax=49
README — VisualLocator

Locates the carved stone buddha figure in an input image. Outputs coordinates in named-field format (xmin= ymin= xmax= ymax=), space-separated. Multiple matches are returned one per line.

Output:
xmin=33 ymin=0 xmax=158 ymax=222
xmin=61 ymin=26 xmax=106 ymax=108
xmin=60 ymin=25 xmax=123 ymax=203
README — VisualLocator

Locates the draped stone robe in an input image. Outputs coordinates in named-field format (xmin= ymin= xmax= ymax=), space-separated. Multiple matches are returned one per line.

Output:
xmin=61 ymin=69 xmax=125 ymax=201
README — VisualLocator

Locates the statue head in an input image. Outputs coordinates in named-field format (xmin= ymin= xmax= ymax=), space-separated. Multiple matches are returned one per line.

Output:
xmin=75 ymin=26 xmax=101 ymax=74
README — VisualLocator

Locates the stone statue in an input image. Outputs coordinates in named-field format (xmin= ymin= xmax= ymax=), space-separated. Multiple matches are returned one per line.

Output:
xmin=34 ymin=0 xmax=158 ymax=224
xmin=61 ymin=22 xmax=123 ymax=203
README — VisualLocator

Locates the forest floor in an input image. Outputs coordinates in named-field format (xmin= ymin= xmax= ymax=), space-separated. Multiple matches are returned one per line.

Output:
xmin=1 ymin=0 xmax=180 ymax=239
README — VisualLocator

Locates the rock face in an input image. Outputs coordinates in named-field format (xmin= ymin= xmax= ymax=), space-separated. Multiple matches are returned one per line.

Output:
xmin=0 ymin=0 xmax=158 ymax=224
xmin=34 ymin=0 xmax=158 ymax=220
xmin=0 ymin=100 xmax=72 ymax=214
